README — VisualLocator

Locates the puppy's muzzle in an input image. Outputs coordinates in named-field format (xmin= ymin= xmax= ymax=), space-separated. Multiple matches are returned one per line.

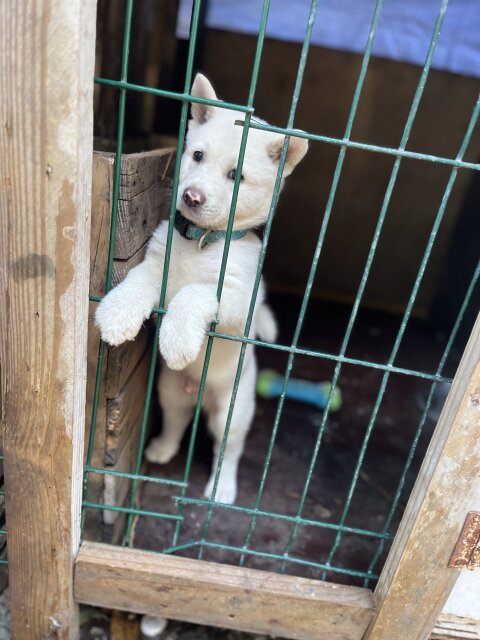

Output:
xmin=183 ymin=187 xmax=205 ymax=208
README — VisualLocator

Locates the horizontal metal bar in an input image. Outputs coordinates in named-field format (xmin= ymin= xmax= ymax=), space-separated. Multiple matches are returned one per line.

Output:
xmin=84 ymin=465 xmax=187 ymax=487
xmin=95 ymin=77 xmax=255 ymax=114
xmin=207 ymin=331 xmax=452 ymax=383
xmin=198 ymin=541 xmax=379 ymax=580
xmin=87 ymin=296 xmax=451 ymax=384
xmin=235 ymin=120 xmax=480 ymax=172
xmin=0 ymin=530 xmax=6 ymax=536
xmin=82 ymin=501 xmax=182 ymax=521
xmin=0 ymin=560 xmax=7 ymax=566
xmin=175 ymin=496 xmax=393 ymax=540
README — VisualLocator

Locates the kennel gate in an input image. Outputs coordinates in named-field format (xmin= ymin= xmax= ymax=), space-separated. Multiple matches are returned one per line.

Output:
xmin=1 ymin=0 xmax=480 ymax=638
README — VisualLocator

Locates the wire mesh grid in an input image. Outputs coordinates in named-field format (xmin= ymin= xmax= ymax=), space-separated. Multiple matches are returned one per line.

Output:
xmin=82 ymin=0 xmax=480 ymax=588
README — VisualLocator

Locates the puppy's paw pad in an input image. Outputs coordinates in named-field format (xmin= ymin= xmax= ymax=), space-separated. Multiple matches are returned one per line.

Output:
xmin=144 ymin=437 xmax=179 ymax=465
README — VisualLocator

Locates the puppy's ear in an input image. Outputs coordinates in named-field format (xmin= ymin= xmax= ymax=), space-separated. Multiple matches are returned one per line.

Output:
xmin=267 ymin=134 xmax=309 ymax=176
xmin=190 ymin=73 xmax=218 ymax=124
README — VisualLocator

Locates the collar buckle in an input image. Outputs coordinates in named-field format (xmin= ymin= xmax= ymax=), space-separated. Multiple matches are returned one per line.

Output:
xmin=197 ymin=230 xmax=211 ymax=250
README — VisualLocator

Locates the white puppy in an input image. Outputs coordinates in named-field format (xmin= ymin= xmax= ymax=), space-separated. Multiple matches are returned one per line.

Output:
xmin=95 ymin=74 xmax=308 ymax=504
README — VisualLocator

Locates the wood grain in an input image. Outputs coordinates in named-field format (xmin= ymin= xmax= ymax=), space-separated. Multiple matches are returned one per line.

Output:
xmin=432 ymin=614 xmax=480 ymax=640
xmin=365 ymin=313 xmax=480 ymax=640
xmin=0 ymin=1 xmax=96 ymax=637
xmin=105 ymin=350 xmax=151 ymax=465
xmin=75 ymin=542 xmax=374 ymax=640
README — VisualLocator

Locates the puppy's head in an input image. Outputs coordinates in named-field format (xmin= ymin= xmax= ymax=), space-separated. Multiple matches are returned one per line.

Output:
xmin=177 ymin=73 xmax=308 ymax=230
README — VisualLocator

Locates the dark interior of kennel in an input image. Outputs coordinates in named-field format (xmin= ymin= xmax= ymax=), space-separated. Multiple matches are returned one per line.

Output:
xmin=91 ymin=1 xmax=480 ymax=588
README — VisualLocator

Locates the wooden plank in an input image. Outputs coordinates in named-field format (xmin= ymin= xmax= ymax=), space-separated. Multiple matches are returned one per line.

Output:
xmin=365 ymin=313 xmax=480 ymax=640
xmin=0 ymin=1 xmax=96 ymax=636
xmin=75 ymin=542 xmax=374 ymax=640
xmin=104 ymin=327 xmax=150 ymax=399
xmin=432 ymin=614 xmax=480 ymax=640
xmin=114 ymin=178 xmax=172 ymax=260
xmin=105 ymin=349 xmax=152 ymax=465
xmin=111 ymin=242 xmax=148 ymax=288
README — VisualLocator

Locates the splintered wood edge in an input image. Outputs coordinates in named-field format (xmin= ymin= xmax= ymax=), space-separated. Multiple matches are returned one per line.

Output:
xmin=75 ymin=542 xmax=375 ymax=640
xmin=432 ymin=613 xmax=480 ymax=640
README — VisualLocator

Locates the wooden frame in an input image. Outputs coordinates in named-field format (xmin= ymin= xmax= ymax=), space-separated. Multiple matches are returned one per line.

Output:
xmin=0 ymin=1 xmax=97 ymax=637
xmin=1 ymin=3 xmax=479 ymax=639
xmin=75 ymin=542 xmax=375 ymax=640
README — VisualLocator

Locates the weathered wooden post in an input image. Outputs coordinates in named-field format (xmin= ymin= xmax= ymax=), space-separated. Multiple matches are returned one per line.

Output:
xmin=0 ymin=1 xmax=96 ymax=636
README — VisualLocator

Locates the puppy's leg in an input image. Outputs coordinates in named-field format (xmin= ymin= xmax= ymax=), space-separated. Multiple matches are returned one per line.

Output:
xmin=144 ymin=366 xmax=195 ymax=464
xmin=204 ymin=358 xmax=256 ymax=504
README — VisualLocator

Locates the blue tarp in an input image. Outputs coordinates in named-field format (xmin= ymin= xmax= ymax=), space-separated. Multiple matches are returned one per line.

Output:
xmin=177 ymin=0 xmax=480 ymax=78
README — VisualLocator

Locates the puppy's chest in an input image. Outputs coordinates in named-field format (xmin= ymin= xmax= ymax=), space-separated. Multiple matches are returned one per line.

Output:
xmin=165 ymin=240 xmax=223 ymax=300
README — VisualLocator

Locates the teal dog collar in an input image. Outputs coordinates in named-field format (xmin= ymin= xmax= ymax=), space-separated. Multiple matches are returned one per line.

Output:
xmin=174 ymin=211 xmax=248 ymax=250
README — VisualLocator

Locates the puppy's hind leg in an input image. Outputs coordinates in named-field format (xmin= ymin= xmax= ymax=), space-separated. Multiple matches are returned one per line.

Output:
xmin=144 ymin=367 xmax=195 ymax=465
xmin=204 ymin=359 xmax=257 ymax=505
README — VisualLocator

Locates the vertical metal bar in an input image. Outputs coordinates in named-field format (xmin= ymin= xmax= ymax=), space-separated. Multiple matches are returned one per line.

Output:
xmin=197 ymin=0 xmax=317 ymax=555
xmin=281 ymin=0 xmax=450 ymax=571
xmin=124 ymin=0 xmax=204 ymax=544
xmin=82 ymin=0 xmax=134 ymax=530
xmin=170 ymin=0 xmax=272 ymax=551
xmin=323 ymin=89 xmax=480 ymax=575
xmin=239 ymin=0 xmax=384 ymax=566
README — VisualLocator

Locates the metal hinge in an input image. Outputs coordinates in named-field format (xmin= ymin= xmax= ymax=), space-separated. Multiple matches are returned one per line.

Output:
xmin=448 ymin=512 xmax=480 ymax=570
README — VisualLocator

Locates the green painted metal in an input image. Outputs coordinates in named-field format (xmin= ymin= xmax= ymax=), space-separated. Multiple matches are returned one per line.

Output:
xmin=81 ymin=0 xmax=480 ymax=585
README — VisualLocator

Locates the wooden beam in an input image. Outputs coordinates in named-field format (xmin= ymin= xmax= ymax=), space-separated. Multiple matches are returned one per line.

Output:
xmin=365 ymin=313 xmax=480 ymax=640
xmin=75 ymin=542 xmax=375 ymax=640
xmin=0 ymin=1 xmax=96 ymax=637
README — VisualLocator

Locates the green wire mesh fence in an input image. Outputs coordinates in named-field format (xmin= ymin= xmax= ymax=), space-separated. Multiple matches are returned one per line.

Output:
xmin=82 ymin=0 xmax=480 ymax=588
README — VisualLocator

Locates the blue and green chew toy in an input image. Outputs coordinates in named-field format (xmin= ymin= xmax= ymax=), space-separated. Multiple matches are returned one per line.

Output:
xmin=257 ymin=369 xmax=342 ymax=412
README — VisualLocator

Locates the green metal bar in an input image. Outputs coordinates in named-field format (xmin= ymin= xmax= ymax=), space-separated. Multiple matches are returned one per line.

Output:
xmin=240 ymin=0 xmax=383 ymax=565
xmin=237 ymin=120 xmax=480 ymax=172
xmin=322 ymin=87 xmax=480 ymax=576
xmin=169 ymin=0 xmax=271 ymax=551
xmin=363 ymin=260 xmax=480 ymax=587
xmin=94 ymin=77 xmax=254 ymax=114
xmin=0 ymin=561 xmax=8 ymax=566
xmin=161 ymin=541 xmax=200 ymax=555
xmin=83 ymin=501 xmax=182 ymax=521
xmin=84 ymin=465 xmax=187 ymax=488
xmin=93 ymin=79 xmax=480 ymax=172
xmin=240 ymin=0 xmax=383 ymax=567
xmin=197 ymin=541 xmax=379 ymax=580
xmin=197 ymin=0 xmax=322 ymax=567
xmin=175 ymin=495 xmax=392 ymax=539
xmin=123 ymin=0 xmax=204 ymax=545
xmin=81 ymin=0 xmax=134 ymax=532
xmin=88 ymin=298 xmax=454 ymax=383
xmin=282 ymin=0 xmax=450 ymax=573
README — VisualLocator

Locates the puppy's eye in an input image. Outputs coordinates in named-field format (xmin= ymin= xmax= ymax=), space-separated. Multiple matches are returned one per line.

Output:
xmin=193 ymin=150 xmax=203 ymax=162
xmin=228 ymin=169 xmax=244 ymax=182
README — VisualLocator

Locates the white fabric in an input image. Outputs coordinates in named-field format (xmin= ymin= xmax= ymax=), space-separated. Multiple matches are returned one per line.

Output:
xmin=177 ymin=0 xmax=480 ymax=78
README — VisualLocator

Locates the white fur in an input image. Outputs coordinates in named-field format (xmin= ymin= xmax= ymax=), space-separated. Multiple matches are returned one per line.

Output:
xmin=95 ymin=74 xmax=307 ymax=504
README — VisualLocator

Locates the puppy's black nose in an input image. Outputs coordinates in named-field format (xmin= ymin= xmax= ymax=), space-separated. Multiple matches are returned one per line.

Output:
xmin=183 ymin=188 xmax=205 ymax=208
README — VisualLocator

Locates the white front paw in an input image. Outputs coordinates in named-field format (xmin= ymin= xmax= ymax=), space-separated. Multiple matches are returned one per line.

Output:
xmin=159 ymin=311 xmax=205 ymax=371
xmin=95 ymin=288 xmax=148 ymax=347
